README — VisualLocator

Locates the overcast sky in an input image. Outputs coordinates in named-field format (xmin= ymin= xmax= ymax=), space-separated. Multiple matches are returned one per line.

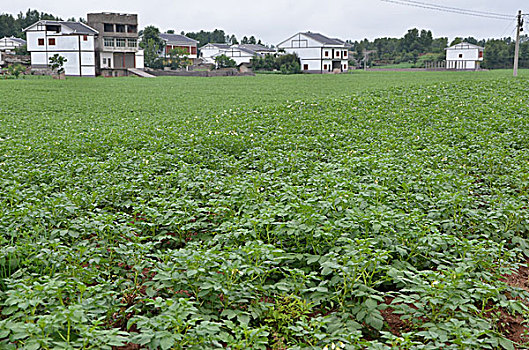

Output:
xmin=2 ymin=0 xmax=525 ymax=44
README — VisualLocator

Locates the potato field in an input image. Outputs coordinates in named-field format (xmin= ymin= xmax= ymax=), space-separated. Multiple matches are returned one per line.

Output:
xmin=1 ymin=71 xmax=529 ymax=349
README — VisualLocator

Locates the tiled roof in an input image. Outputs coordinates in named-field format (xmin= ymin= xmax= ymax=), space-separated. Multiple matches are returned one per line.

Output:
xmin=160 ymin=33 xmax=198 ymax=45
xmin=302 ymin=32 xmax=345 ymax=46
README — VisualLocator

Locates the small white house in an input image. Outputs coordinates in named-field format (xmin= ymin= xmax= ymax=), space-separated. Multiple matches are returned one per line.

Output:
xmin=277 ymin=32 xmax=349 ymax=73
xmin=212 ymin=45 xmax=262 ymax=66
xmin=445 ymin=42 xmax=484 ymax=70
xmin=0 ymin=37 xmax=27 ymax=53
xmin=200 ymin=43 xmax=232 ymax=64
xmin=24 ymin=20 xmax=98 ymax=76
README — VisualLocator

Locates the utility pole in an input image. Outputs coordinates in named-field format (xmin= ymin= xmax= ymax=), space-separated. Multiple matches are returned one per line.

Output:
xmin=514 ymin=10 xmax=523 ymax=77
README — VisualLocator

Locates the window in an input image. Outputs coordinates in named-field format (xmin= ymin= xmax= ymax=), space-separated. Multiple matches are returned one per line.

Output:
xmin=46 ymin=25 xmax=61 ymax=33
xmin=115 ymin=38 xmax=126 ymax=47
xmin=48 ymin=38 xmax=56 ymax=46
xmin=103 ymin=58 xmax=107 ymax=64
xmin=104 ymin=37 xmax=114 ymax=47
xmin=108 ymin=58 xmax=111 ymax=67
xmin=324 ymin=51 xmax=329 ymax=57
xmin=343 ymin=51 xmax=348 ymax=58
xmin=324 ymin=64 xmax=328 ymax=70
xmin=83 ymin=35 xmax=88 ymax=41
xmin=479 ymin=51 xmax=483 ymax=58
xmin=459 ymin=54 xmax=463 ymax=58
xmin=38 ymin=38 xmax=44 ymax=46
xmin=127 ymin=39 xmax=137 ymax=48
xmin=127 ymin=25 xmax=137 ymax=33
xmin=303 ymin=64 xmax=309 ymax=70
xmin=115 ymin=24 xmax=126 ymax=33
xmin=104 ymin=23 xmax=114 ymax=32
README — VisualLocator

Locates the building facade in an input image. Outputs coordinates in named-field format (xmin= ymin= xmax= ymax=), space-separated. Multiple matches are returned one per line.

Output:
xmin=24 ymin=21 xmax=97 ymax=76
xmin=200 ymin=43 xmax=232 ymax=64
xmin=160 ymin=33 xmax=198 ymax=60
xmin=0 ymin=37 xmax=27 ymax=53
xmin=87 ymin=13 xmax=142 ymax=77
xmin=277 ymin=32 xmax=349 ymax=73
xmin=212 ymin=45 xmax=262 ymax=66
xmin=445 ymin=42 xmax=484 ymax=70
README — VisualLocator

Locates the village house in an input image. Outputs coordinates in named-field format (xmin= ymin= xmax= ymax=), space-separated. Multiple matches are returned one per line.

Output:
xmin=277 ymin=32 xmax=349 ymax=73
xmin=0 ymin=37 xmax=27 ymax=53
xmin=87 ymin=12 xmax=144 ymax=77
xmin=212 ymin=45 xmax=262 ymax=66
xmin=445 ymin=42 xmax=484 ymax=70
xmin=160 ymin=33 xmax=198 ymax=61
xmin=24 ymin=20 xmax=97 ymax=76
xmin=200 ymin=43 xmax=232 ymax=64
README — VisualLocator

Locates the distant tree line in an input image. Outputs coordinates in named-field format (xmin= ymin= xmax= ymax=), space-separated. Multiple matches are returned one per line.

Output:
xmin=0 ymin=9 xmax=62 ymax=39
xmin=352 ymin=28 xmax=529 ymax=69
xmin=176 ymin=29 xmax=264 ymax=47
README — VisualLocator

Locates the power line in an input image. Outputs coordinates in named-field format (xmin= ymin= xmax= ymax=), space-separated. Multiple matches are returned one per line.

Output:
xmin=380 ymin=0 xmax=515 ymax=21
xmin=499 ymin=19 xmax=518 ymax=38
xmin=395 ymin=0 xmax=513 ymax=19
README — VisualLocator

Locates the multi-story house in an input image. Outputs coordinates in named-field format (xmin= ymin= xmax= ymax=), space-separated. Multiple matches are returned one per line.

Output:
xmin=277 ymin=32 xmax=349 ymax=73
xmin=87 ymin=12 xmax=143 ymax=77
xmin=445 ymin=42 xmax=484 ymax=70
xmin=24 ymin=20 xmax=97 ymax=76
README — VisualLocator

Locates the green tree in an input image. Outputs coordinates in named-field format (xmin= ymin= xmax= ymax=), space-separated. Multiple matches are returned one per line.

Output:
xmin=214 ymin=54 xmax=236 ymax=68
xmin=140 ymin=26 xmax=164 ymax=68
xmin=167 ymin=47 xmax=191 ymax=70
xmin=49 ymin=54 xmax=67 ymax=76
xmin=7 ymin=63 xmax=25 ymax=78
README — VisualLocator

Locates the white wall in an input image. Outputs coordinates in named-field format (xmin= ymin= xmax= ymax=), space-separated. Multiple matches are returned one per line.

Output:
xmin=446 ymin=48 xmax=481 ymax=61
xmin=136 ymin=50 xmax=144 ymax=69
xmin=27 ymin=29 xmax=96 ymax=76
xmin=201 ymin=46 xmax=222 ymax=59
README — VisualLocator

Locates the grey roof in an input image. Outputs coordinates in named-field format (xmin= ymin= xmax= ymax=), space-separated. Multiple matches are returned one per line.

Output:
xmin=239 ymin=44 xmax=274 ymax=52
xmin=1 ymin=37 xmax=27 ymax=45
xmin=23 ymin=21 xmax=98 ymax=35
xmin=302 ymin=32 xmax=345 ymax=46
xmin=233 ymin=46 xmax=263 ymax=56
xmin=160 ymin=33 xmax=198 ymax=45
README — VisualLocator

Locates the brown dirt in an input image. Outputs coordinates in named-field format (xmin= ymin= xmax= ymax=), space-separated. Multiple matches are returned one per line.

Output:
xmin=498 ymin=260 xmax=529 ymax=348
xmin=496 ymin=309 xmax=529 ymax=347
xmin=380 ymin=297 xmax=413 ymax=336
xmin=503 ymin=260 xmax=529 ymax=293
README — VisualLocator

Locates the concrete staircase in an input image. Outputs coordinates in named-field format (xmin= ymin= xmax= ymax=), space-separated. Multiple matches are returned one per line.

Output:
xmin=128 ymin=68 xmax=156 ymax=78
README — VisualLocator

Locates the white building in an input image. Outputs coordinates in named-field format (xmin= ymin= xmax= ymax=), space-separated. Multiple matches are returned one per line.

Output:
xmin=445 ymin=42 xmax=484 ymax=70
xmin=0 ymin=37 xmax=26 ymax=53
xmin=200 ymin=43 xmax=232 ymax=64
xmin=277 ymin=32 xmax=349 ymax=73
xmin=24 ymin=21 xmax=97 ymax=76
xmin=212 ymin=45 xmax=262 ymax=66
